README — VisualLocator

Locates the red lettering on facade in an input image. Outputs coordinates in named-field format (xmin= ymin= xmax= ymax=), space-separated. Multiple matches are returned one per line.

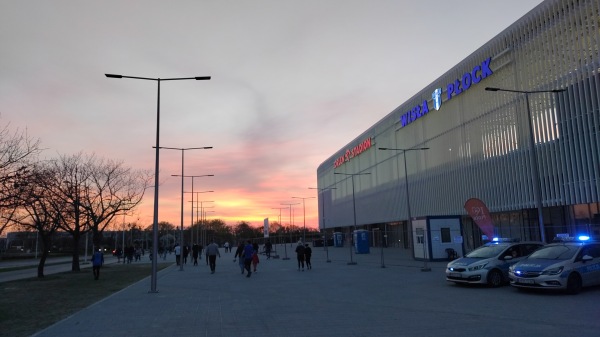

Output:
xmin=332 ymin=137 xmax=372 ymax=168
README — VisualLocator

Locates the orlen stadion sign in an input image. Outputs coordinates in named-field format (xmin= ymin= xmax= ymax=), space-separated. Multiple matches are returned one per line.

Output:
xmin=333 ymin=137 xmax=373 ymax=168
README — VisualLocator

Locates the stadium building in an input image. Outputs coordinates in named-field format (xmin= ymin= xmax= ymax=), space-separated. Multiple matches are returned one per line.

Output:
xmin=316 ymin=0 xmax=600 ymax=254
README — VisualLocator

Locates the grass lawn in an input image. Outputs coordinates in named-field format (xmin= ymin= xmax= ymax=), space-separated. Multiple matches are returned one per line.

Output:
xmin=0 ymin=263 xmax=170 ymax=337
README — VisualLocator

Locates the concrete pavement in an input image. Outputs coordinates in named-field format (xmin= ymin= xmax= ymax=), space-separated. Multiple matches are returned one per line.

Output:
xmin=13 ymin=244 xmax=600 ymax=337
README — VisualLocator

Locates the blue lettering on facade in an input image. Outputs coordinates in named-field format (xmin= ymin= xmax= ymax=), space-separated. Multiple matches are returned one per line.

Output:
xmin=400 ymin=57 xmax=493 ymax=128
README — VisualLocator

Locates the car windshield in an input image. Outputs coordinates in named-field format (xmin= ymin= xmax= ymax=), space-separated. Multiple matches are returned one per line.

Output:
xmin=528 ymin=244 xmax=578 ymax=260
xmin=465 ymin=244 xmax=508 ymax=258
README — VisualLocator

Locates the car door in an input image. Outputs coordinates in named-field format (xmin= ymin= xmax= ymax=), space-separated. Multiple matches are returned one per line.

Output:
xmin=581 ymin=243 xmax=600 ymax=286
xmin=499 ymin=245 xmax=523 ymax=277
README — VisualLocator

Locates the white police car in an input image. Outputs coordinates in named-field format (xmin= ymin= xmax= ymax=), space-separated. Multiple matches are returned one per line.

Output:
xmin=446 ymin=238 xmax=544 ymax=287
xmin=509 ymin=236 xmax=600 ymax=294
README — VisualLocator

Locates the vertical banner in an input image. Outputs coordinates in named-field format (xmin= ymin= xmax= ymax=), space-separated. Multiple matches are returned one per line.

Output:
xmin=263 ymin=218 xmax=269 ymax=238
xmin=464 ymin=198 xmax=495 ymax=240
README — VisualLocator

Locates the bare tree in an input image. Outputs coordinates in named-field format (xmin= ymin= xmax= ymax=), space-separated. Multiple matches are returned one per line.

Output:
xmin=49 ymin=153 xmax=151 ymax=271
xmin=49 ymin=153 xmax=95 ymax=271
xmin=0 ymin=123 xmax=41 ymax=236
xmin=84 ymin=157 xmax=151 ymax=249
xmin=10 ymin=163 xmax=63 ymax=277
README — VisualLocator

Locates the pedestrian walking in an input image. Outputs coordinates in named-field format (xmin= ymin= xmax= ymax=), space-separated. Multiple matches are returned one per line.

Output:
xmin=91 ymin=248 xmax=104 ymax=280
xmin=192 ymin=244 xmax=199 ymax=266
xmin=233 ymin=242 xmax=246 ymax=274
xmin=134 ymin=247 xmax=142 ymax=261
xmin=295 ymin=241 xmax=305 ymax=271
xmin=224 ymin=241 xmax=230 ymax=253
xmin=304 ymin=243 xmax=312 ymax=270
xmin=115 ymin=247 xmax=122 ymax=263
xmin=252 ymin=250 xmax=259 ymax=272
xmin=174 ymin=243 xmax=181 ymax=266
xmin=264 ymin=240 xmax=272 ymax=259
xmin=126 ymin=245 xmax=134 ymax=264
xmin=206 ymin=239 xmax=221 ymax=274
xmin=243 ymin=240 xmax=254 ymax=278
xmin=183 ymin=245 xmax=189 ymax=264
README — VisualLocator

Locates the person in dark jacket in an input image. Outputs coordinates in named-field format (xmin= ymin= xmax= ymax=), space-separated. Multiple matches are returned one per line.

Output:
xmin=234 ymin=242 xmax=246 ymax=274
xmin=192 ymin=244 xmax=199 ymax=266
xmin=304 ymin=243 xmax=312 ymax=270
xmin=183 ymin=245 xmax=189 ymax=264
xmin=264 ymin=240 xmax=273 ymax=259
xmin=295 ymin=241 xmax=305 ymax=271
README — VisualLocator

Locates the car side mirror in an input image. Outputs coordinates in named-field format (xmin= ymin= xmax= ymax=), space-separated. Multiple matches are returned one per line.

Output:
xmin=503 ymin=255 xmax=513 ymax=260
xmin=582 ymin=255 xmax=593 ymax=262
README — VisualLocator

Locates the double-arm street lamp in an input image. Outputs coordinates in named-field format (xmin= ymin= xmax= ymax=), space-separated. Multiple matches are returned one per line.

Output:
xmin=485 ymin=87 xmax=565 ymax=243
xmin=291 ymin=196 xmax=316 ymax=243
xmin=378 ymin=147 xmax=429 ymax=271
xmin=105 ymin=73 xmax=210 ymax=292
xmin=334 ymin=172 xmax=371 ymax=265
xmin=175 ymin=175 xmax=214 ymax=245
xmin=159 ymin=146 xmax=212 ymax=271
xmin=197 ymin=199 xmax=215 ymax=245
xmin=281 ymin=202 xmax=300 ymax=257
xmin=187 ymin=196 xmax=214 ymax=244
xmin=272 ymin=207 xmax=288 ymax=260
xmin=309 ymin=187 xmax=336 ymax=263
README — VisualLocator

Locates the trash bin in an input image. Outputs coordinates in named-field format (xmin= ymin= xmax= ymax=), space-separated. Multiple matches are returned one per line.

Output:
xmin=353 ymin=230 xmax=369 ymax=254
xmin=333 ymin=232 xmax=344 ymax=247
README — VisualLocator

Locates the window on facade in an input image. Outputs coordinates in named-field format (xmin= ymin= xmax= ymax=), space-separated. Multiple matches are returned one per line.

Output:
xmin=441 ymin=227 xmax=451 ymax=243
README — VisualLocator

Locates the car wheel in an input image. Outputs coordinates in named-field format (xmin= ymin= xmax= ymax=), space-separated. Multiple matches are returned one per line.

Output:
xmin=566 ymin=273 xmax=582 ymax=295
xmin=487 ymin=269 xmax=503 ymax=287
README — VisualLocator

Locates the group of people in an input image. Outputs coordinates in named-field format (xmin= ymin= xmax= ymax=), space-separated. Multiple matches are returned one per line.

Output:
xmin=233 ymin=241 xmax=260 ymax=278
xmin=92 ymin=239 xmax=314 ymax=281
xmin=295 ymin=241 xmax=312 ymax=271
xmin=114 ymin=246 xmax=143 ymax=264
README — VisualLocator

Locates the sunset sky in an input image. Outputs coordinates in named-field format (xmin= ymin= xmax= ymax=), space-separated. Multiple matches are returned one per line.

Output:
xmin=0 ymin=0 xmax=543 ymax=231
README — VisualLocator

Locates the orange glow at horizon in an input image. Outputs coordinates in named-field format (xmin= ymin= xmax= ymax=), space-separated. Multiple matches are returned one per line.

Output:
xmin=126 ymin=187 xmax=321 ymax=230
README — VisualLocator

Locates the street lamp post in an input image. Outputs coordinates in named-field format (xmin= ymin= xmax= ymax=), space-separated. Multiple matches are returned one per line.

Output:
xmin=281 ymin=202 xmax=300 ymax=259
xmin=175 ymin=175 xmax=213 ymax=244
xmin=106 ymin=73 xmax=210 ymax=292
xmin=198 ymin=199 xmax=215 ymax=245
xmin=188 ymin=196 xmax=214 ymax=245
xmin=291 ymin=196 xmax=316 ymax=243
xmin=485 ymin=87 xmax=565 ymax=243
xmin=334 ymin=172 xmax=371 ymax=265
xmin=158 ymin=146 xmax=212 ymax=271
xmin=378 ymin=147 xmax=429 ymax=271
xmin=271 ymin=207 xmax=287 ymax=259
xmin=309 ymin=187 xmax=336 ymax=263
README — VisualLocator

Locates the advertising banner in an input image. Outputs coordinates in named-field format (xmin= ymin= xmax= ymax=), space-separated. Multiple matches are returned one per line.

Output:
xmin=263 ymin=218 xmax=269 ymax=238
xmin=464 ymin=198 xmax=495 ymax=239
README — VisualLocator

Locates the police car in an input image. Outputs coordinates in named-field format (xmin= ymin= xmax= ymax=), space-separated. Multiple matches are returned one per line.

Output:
xmin=446 ymin=238 xmax=544 ymax=287
xmin=509 ymin=236 xmax=600 ymax=294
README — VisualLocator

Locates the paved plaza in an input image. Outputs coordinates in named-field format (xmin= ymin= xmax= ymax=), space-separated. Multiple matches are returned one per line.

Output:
xmin=3 ymin=244 xmax=596 ymax=337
